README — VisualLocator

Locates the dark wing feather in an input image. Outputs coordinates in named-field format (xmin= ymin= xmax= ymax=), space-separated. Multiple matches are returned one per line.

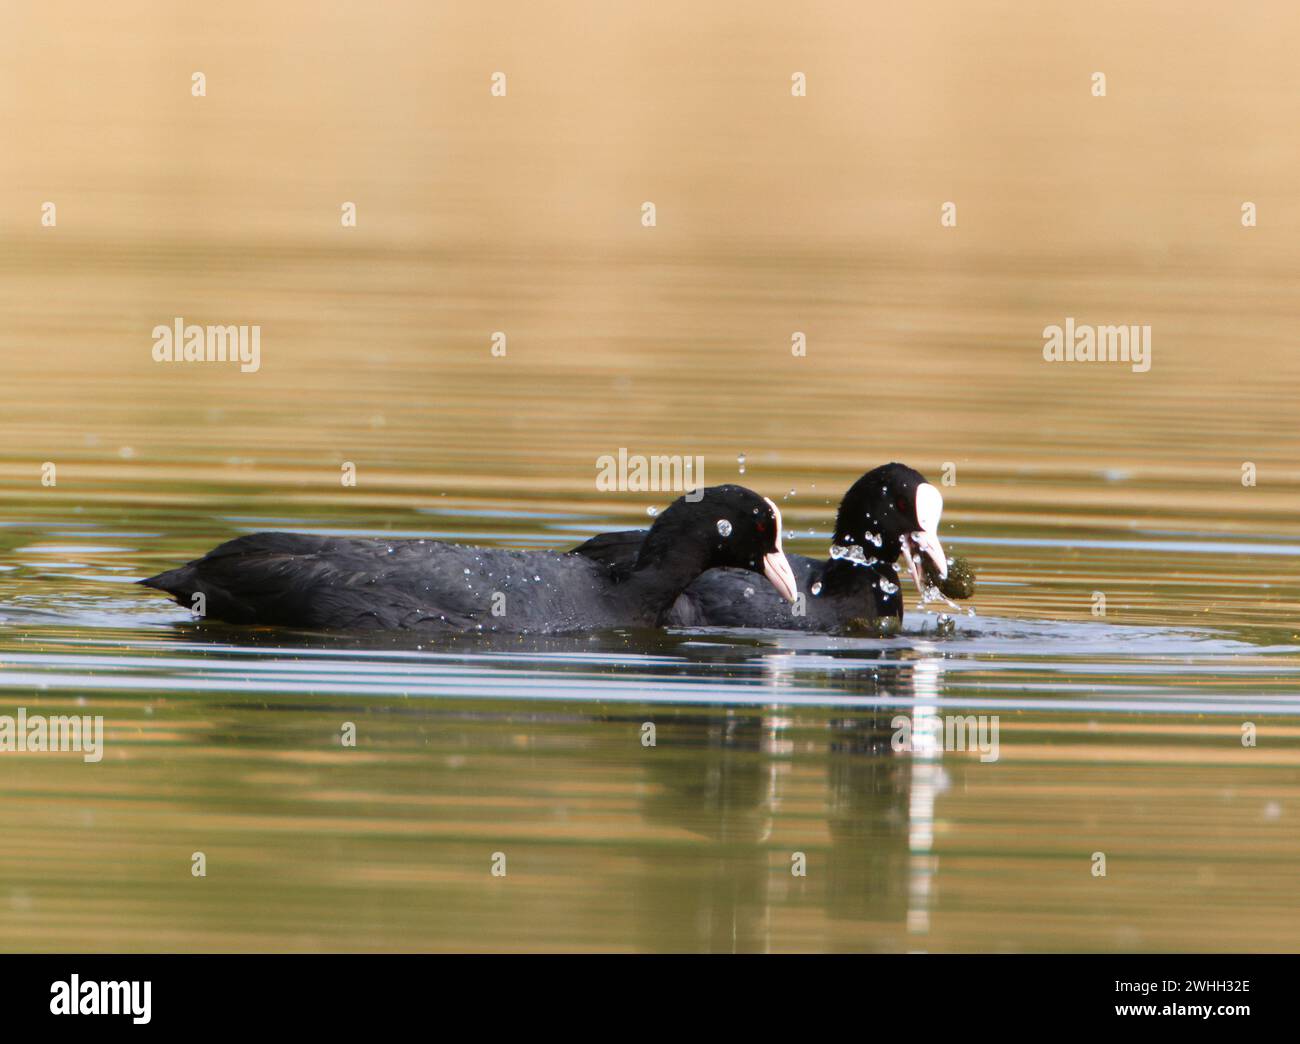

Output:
xmin=142 ymin=532 xmax=620 ymax=632
xmin=569 ymin=529 xmax=646 ymax=581
xmin=140 ymin=533 xmax=487 ymax=630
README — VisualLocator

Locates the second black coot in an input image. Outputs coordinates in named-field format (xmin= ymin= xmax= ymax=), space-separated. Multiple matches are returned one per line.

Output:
xmin=140 ymin=484 xmax=799 ymax=634
xmin=572 ymin=463 xmax=948 ymax=632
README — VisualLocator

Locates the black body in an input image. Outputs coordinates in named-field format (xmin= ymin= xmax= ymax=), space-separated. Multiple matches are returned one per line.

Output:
xmin=572 ymin=536 xmax=903 ymax=631
xmin=573 ymin=464 xmax=933 ymax=632
xmin=140 ymin=485 xmax=787 ymax=634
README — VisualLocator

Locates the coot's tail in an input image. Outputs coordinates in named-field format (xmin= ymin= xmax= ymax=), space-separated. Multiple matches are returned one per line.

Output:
xmin=138 ymin=532 xmax=332 ymax=625
xmin=138 ymin=561 xmax=259 ymax=622
xmin=139 ymin=565 xmax=198 ymax=599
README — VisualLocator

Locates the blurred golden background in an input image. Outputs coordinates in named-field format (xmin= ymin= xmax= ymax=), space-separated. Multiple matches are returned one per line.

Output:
xmin=3 ymin=6 xmax=1299 ymax=621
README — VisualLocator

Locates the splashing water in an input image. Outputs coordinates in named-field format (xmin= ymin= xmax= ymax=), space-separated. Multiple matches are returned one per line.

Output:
xmin=918 ymin=584 xmax=976 ymax=617
xmin=829 ymin=544 xmax=878 ymax=567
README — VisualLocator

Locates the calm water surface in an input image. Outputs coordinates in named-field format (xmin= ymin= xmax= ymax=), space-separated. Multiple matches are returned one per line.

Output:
xmin=3 ymin=420 xmax=1300 ymax=952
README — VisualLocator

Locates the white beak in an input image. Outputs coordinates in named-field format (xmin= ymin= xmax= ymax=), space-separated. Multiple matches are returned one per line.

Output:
xmin=763 ymin=551 xmax=799 ymax=603
xmin=762 ymin=496 xmax=799 ymax=603
xmin=901 ymin=483 xmax=947 ymax=597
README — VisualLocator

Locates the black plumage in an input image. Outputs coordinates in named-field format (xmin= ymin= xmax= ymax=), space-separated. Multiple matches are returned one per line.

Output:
xmin=573 ymin=464 xmax=950 ymax=632
xmin=140 ymin=484 xmax=797 ymax=634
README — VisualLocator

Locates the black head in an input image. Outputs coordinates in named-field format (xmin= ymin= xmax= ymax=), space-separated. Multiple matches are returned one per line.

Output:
xmin=637 ymin=484 xmax=798 ymax=601
xmin=833 ymin=463 xmax=947 ymax=597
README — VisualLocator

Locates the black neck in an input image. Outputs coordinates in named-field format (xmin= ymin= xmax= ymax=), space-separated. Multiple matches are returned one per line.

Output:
xmin=613 ymin=535 xmax=714 ymax=623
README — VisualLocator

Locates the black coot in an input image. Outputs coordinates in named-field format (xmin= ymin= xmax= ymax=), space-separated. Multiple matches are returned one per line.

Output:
xmin=140 ymin=484 xmax=799 ymax=634
xmin=572 ymin=463 xmax=947 ymax=632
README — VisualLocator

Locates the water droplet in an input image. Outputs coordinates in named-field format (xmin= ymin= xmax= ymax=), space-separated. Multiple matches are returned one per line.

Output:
xmin=829 ymin=544 xmax=877 ymax=567
xmin=878 ymin=577 xmax=899 ymax=594
xmin=810 ymin=581 xmax=823 ymax=596
xmin=716 ymin=519 xmax=733 ymax=537
xmin=646 ymin=506 xmax=658 ymax=517
xmin=743 ymin=586 xmax=755 ymax=597
xmin=737 ymin=452 xmax=746 ymax=474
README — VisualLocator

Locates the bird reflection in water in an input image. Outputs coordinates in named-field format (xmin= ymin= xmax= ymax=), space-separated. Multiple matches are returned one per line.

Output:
xmin=632 ymin=650 xmax=949 ymax=952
